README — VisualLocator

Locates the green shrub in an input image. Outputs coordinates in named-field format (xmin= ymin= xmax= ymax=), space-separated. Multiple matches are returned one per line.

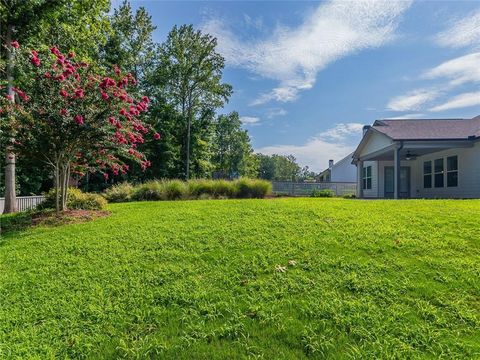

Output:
xmin=342 ymin=193 xmax=356 ymax=199
xmin=41 ymin=188 xmax=107 ymax=210
xmin=163 ymin=180 xmax=188 ymax=200
xmin=103 ymin=182 xmax=134 ymax=203
xmin=235 ymin=178 xmax=272 ymax=199
xmin=187 ymin=179 xmax=237 ymax=199
xmin=311 ymin=189 xmax=335 ymax=198
xmin=104 ymin=179 xmax=272 ymax=202
xmin=187 ymin=179 xmax=214 ymax=198
xmin=131 ymin=181 xmax=163 ymax=201
xmin=211 ymin=180 xmax=237 ymax=198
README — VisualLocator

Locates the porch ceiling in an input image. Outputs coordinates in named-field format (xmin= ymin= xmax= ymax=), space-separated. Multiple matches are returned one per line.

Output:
xmin=370 ymin=147 xmax=446 ymax=161
xmin=360 ymin=140 xmax=474 ymax=161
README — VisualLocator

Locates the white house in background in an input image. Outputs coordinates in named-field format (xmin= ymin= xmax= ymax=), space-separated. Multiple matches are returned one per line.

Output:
xmin=352 ymin=116 xmax=480 ymax=199
xmin=318 ymin=153 xmax=373 ymax=183
xmin=330 ymin=153 xmax=356 ymax=182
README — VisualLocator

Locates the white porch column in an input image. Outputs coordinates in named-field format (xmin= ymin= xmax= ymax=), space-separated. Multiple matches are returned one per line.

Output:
xmin=357 ymin=160 xmax=363 ymax=198
xmin=394 ymin=147 xmax=400 ymax=199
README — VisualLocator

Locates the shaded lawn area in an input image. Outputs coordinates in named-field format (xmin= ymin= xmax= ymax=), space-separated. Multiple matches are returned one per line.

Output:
xmin=0 ymin=198 xmax=479 ymax=359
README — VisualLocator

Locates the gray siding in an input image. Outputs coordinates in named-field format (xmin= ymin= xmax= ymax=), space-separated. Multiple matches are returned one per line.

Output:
xmin=414 ymin=141 xmax=480 ymax=199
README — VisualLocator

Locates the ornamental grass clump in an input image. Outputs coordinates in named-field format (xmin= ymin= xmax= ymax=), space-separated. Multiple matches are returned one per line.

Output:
xmin=162 ymin=180 xmax=188 ymax=200
xmin=211 ymin=179 xmax=237 ymax=198
xmin=187 ymin=179 xmax=214 ymax=198
xmin=234 ymin=178 xmax=272 ymax=198
xmin=105 ymin=179 xmax=272 ymax=202
xmin=131 ymin=181 xmax=163 ymax=201
xmin=103 ymin=182 xmax=134 ymax=203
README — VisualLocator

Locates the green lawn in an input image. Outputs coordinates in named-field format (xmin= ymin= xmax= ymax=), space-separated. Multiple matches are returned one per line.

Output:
xmin=1 ymin=198 xmax=479 ymax=359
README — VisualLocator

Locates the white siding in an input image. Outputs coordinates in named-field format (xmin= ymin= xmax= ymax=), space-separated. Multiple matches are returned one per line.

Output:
xmin=362 ymin=161 xmax=378 ymax=198
xmin=358 ymin=131 xmax=393 ymax=159
xmin=413 ymin=141 xmax=480 ymax=198
xmin=331 ymin=157 xmax=356 ymax=182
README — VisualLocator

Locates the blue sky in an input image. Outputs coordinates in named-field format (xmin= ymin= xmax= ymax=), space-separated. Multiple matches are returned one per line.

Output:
xmin=123 ymin=1 xmax=480 ymax=171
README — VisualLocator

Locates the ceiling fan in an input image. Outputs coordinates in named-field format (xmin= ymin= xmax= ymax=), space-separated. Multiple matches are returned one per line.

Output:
xmin=405 ymin=150 xmax=418 ymax=161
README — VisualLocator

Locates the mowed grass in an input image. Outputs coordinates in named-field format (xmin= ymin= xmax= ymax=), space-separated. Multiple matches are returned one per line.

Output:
xmin=0 ymin=198 xmax=479 ymax=359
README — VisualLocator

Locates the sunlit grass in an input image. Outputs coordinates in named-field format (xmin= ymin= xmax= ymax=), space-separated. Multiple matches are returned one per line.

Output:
xmin=1 ymin=198 xmax=479 ymax=358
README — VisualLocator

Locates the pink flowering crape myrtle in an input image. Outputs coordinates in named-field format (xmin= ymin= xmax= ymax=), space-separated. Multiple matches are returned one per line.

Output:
xmin=1 ymin=43 xmax=160 ymax=212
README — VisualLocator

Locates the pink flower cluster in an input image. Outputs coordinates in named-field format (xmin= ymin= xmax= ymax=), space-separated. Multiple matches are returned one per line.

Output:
xmin=30 ymin=50 xmax=41 ymax=67
xmin=74 ymin=115 xmax=84 ymax=125
xmin=50 ymin=47 xmax=79 ymax=81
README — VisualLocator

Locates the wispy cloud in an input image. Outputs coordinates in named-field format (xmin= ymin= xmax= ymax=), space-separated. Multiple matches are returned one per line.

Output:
xmin=384 ymin=113 xmax=425 ymax=119
xmin=429 ymin=92 xmax=480 ymax=112
xmin=266 ymin=108 xmax=287 ymax=119
xmin=256 ymin=123 xmax=363 ymax=171
xmin=386 ymin=52 xmax=480 ymax=113
xmin=240 ymin=116 xmax=261 ymax=125
xmin=422 ymin=52 xmax=480 ymax=86
xmin=203 ymin=0 xmax=412 ymax=105
xmin=387 ymin=88 xmax=440 ymax=111
xmin=435 ymin=9 xmax=480 ymax=49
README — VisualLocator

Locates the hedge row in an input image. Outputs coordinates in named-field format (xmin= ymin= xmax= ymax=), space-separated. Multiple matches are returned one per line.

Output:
xmin=103 ymin=179 xmax=272 ymax=203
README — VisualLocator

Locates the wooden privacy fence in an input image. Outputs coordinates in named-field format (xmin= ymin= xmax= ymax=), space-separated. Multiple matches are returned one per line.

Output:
xmin=0 ymin=196 xmax=45 ymax=213
xmin=272 ymin=182 xmax=357 ymax=197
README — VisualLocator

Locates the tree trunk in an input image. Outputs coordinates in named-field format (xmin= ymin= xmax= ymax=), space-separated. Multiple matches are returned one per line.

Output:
xmin=62 ymin=163 xmax=70 ymax=211
xmin=59 ymin=164 xmax=68 ymax=212
xmin=186 ymin=115 xmax=191 ymax=180
xmin=3 ymin=24 xmax=17 ymax=214
xmin=55 ymin=166 xmax=60 ymax=215
xmin=3 ymin=153 xmax=17 ymax=213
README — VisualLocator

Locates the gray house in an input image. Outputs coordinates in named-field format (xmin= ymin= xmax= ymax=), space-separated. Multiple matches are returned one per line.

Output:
xmin=352 ymin=116 xmax=480 ymax=199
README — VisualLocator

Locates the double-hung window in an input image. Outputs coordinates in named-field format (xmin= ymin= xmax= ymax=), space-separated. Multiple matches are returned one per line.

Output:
xmin=363 ymin=166 xmax=372 ymax=190
xmin=434 ymin=158 xmax=444 ymax=188
xmin=423 ymin=161 xmax=432 ymax=188
xmin=447 ymin=156 xmax=458 ymax=187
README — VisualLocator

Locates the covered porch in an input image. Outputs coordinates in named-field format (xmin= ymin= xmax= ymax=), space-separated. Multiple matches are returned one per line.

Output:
xmin=355 ymin=140 xmax=472 ymax=199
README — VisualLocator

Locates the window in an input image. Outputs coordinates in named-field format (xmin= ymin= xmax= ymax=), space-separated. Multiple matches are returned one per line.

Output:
xmin=363 ymin=166 xmax=372 ymax=190
xmin=434 ymin=158 xmax=444 ymax=188
xmin=447 ymin=156 xmax=458 ymax=187
xmin=423 ymin=161 xmax=432 ymax=188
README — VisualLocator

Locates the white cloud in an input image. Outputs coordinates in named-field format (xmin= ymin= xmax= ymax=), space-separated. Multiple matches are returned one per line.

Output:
xmin=429 ymin=92 xmax=480 ymax=112
xmin=255 ymin=123 xmax=363 ymax=171
xmin=386 ymin=52 xmax=480 ymax=113
xmin=387 ymin=89 xmax=440 ymax=111
xmin=240 ymin=116 xmax=261 ymax=125
xmin=384 ymin=113 xmax=425 ymax=119
xmin=422 ymin=52 xmax=480 ymax=86
xmin=266 ymin=107 xmax=287 ymax=119
xmin=203 ymin=0 xmax=412 ymax=105
xmin=435 ymin=9 xmax=480 ymax=49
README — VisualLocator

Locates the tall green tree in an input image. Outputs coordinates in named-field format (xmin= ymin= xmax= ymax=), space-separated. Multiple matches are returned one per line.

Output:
xmin=102 ymin=0 xmax=156 ymax=86
xmin=1 ymin=0 xmax=64 ymax=212
xmin=256 ymin=154 xmax=301 ymax=181
xmin=212 ymin=112 xmax=257 ymax=179
xmin=153 ymin=25 xmax=232 ymax=179
xmin=0 ymin=0 xmax=111 ymax=212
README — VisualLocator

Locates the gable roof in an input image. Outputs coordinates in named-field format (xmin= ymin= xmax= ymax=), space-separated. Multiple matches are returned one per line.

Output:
xmin=371 ymin=116 xmax=480 ymax=140
xmin=331 ymin=152 xmax=354 ymax=169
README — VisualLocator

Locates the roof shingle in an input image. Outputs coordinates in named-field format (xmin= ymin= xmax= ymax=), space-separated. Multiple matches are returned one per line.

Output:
xmin=372 ymin=116 xmax=480 ymax=140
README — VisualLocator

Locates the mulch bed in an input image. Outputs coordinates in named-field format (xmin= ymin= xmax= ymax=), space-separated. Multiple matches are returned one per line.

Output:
xmin=31 ymin=210 xmax=111 ymax=227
